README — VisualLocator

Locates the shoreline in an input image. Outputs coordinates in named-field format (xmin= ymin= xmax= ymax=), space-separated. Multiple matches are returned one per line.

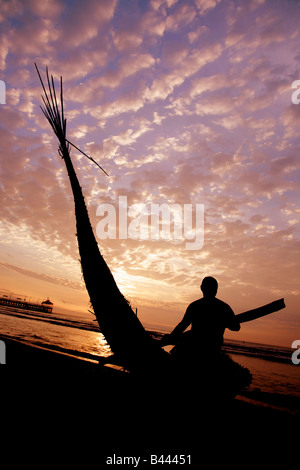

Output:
xmin=1 ymin=334 xmax=299 ymax=462
xmin=1 ymin=335 xmax=299 ymax=416
xmin=0 ymin=335 xmax=125 ymax=377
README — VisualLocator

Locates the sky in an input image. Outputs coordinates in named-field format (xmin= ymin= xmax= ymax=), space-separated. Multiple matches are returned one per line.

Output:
xmin=0 ymin=0 xmax=299 ymax=348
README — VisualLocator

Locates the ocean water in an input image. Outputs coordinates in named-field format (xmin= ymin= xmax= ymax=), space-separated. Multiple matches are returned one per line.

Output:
xmin=0 ymin=305 xmax=112 ymax=360
xmin=223 ymin=340 xmax=300 ymax=412
xmin=0 ymin=304 xmax=299 ymax=413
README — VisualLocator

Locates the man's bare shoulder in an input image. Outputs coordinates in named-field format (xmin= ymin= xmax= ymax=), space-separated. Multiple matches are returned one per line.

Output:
xmin=187 ymin=298 xmax=204 ymax=308
xmin=215 ymin=297 xmax=232 ymax=307
xmin=187 ymin=297 xmax=232 ymax=311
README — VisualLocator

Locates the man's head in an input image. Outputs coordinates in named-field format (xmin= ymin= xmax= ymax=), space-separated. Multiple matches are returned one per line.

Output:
xmin=201 ymin=276 xmax=218 ymax=298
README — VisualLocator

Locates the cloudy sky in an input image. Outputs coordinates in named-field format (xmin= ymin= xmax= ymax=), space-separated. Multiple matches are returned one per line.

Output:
xmin=0 ymin=0 xmax=299 ymax=347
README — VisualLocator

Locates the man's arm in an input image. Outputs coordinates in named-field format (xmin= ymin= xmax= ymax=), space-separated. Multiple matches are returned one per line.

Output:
xmin=160 ymin=307 xmax=192 ymax=345
xmin=170 ymin=313 xmax=192 ymax=337
xmin=227 ymin=307 xmax=240 ymax=331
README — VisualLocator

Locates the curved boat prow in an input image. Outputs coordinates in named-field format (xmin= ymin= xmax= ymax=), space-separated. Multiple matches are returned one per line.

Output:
xmin=36 ymin=64 xmax=170 ymax=375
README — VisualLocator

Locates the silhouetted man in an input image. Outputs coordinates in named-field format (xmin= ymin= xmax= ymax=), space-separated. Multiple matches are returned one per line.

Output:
xmin=162 ymin=277 xmax=240 ymax=359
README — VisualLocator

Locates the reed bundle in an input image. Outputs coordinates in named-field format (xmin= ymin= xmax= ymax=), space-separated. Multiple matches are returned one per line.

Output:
xmin=35 ymin=63 xmax=168 ymax=373
xmin=35 ymin=63 xmax=108 ymax=176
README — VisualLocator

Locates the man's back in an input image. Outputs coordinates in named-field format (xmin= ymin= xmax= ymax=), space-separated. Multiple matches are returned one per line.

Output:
xmin=186 ymin=297 xmax=237 ymax=352
xmin=163 ymin=277 xmax=240 ymax=356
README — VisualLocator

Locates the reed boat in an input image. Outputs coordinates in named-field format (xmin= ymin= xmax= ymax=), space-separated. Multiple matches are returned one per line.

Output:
xmin=35 ymin=65 xmax=286 ymax=393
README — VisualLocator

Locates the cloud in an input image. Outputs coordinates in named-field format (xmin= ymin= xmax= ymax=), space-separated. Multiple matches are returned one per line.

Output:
xmin=88 ymin=84 xmax=147 ymax=121
xmin=0 ymin=0 xmax=300 ymax=343
xmin=5 ymin=13 xmax=59 ymax=62
xmin=113 ymin=30 xmax=143 ymax=51
xmin=225 ymin=1 xmax=293 ymax=57
xmin=95 ymin=53 xmax=156 ymax=89
xmin=0 ymin=261 xmax=84 ymax=291
xmin=281 ymin=105 xmax=300 ymax=139
xmin=58 ymin=0 xmax=117 ymax=48
xmin=110 ymin=119 xmax=154 ymax=146
xmin=188 ymin=25 xmax=208 ymax=43
xmin=145 ymin=43 xmax=223 ymax=102
xmin=0 ymin=34 xmax=9 ymax=70
xmin=165 ymin=2 xmax=197 ymax=31
xmin=138 ymin=8 xmax=167 ymax=37
xmin=161 ymin=39 xmax=189 ymax=66
xmin=150 ymin=0 xmax=178 ymax=11
xmin=194 ymin=0 xmax=221 ymax=15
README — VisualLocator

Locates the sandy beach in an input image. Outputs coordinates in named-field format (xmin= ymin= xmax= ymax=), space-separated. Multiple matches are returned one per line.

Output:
xmin=1 ymin=335 xmax=299 ymax=467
